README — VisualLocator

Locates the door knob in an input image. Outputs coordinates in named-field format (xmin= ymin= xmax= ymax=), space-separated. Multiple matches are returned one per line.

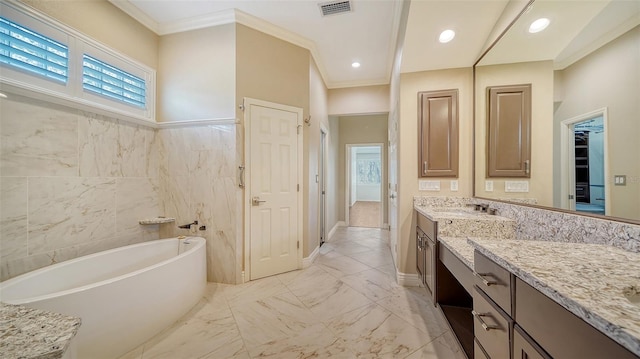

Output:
xmin=252 ymin=196 xmax=266 ymax=206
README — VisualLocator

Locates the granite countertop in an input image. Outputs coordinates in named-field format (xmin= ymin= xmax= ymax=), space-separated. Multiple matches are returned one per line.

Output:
xmin=468 ymin=238 xmax=640 ymax=357
xmin=414 ymin=204 xmax=516 ymax=238
xmin=0 ymin=303 xmax=81 ymax=359
xmin=438 ymin=236 xmax=475 ymax=270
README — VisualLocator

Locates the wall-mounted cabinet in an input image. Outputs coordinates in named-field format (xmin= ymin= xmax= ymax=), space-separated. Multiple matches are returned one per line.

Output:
xmin=418 ymin=89 xmax=459 ymax=177
xmin=487 ymin=84 xmax=531 ymax=178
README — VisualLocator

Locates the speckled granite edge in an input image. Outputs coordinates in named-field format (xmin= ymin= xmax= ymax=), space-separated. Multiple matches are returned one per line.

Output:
xmin=468 ymin=239 xmax=640 ymax=357
xmin=438 ymin=237 xmax=474 ymax=270
xmin=0 ymin=303 xmax=81 ymax=359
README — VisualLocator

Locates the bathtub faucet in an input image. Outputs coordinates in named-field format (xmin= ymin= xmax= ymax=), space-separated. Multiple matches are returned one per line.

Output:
xmin=178 ymin=220 xmax=198 ymax=229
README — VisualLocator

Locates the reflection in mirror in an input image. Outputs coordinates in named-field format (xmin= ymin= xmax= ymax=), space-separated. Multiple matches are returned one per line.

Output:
xmin=474 ymin=0 xmax=640 ymax=222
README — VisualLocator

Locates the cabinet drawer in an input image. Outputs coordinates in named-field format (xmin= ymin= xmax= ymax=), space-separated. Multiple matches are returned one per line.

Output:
xmin=439 ymin=242 xmax=473 ymax=295
xmin=417 ymin=213 xmax=436 ymax=240
xmin=474 ymin=251 xmax=512 ymax=315
xmin=515 ymin=278 xmax=637 ymax=359
xmin=473 ymin=287 xmax=512 ymax=359
xmin=513 ymin=324 xmax=550 ymax=359
xmin=474 ymin=339 xmax=489 ymax=359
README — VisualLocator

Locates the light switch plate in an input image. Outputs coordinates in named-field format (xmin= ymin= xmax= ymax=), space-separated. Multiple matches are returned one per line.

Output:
xmin=614 ymin=175 xmax=626 ymax=186
xmin=450 ymin=180 xmax=459 ymax=191
xmin=485 ymin=180 xmax=494 ymax=192
xmin=505 ymin=181 xmax=529 ymax=193
xmin=419 ymin=180 xmax=440 ymax=191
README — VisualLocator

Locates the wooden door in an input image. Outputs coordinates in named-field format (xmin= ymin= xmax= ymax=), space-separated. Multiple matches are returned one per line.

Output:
xmin=249 ymin=102 xmax=300 ymax=280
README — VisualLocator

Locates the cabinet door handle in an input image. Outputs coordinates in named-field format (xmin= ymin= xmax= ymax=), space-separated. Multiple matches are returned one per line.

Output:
xmin=476 ymin=273 xmax=498 ymax=286
xmin=423 ymin=161 xmax=428 ymax=175
xmin=524 ymin=160 xmax=530 ymax=174
xmin=472 ymin=311 xmax=500 ymax=331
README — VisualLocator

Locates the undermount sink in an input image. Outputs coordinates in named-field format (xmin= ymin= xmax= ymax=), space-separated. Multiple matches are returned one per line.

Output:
xmin=623 ymin=286 xmax=640 ymax=306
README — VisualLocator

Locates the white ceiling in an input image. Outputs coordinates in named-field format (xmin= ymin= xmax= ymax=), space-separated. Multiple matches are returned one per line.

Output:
xmin=478 ymin=0 xmax=640 ymax=69
xmin=110 ymin=0 xmax=514 ymax=88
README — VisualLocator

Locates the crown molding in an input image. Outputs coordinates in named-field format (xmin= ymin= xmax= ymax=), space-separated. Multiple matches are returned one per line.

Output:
xmin=158 ymin=8 xmax=236 ymax=35
xmin=326 ymin=77 xmax=390 ymax=89
xmin=108 ymin=0 xmax=159 ymax=33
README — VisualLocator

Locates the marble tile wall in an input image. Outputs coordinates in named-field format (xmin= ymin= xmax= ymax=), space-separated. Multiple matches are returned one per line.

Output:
xmin=0 ymin=96 xmax=161 ymax=281
xmin=157 ymin=124 xmax=240 ymax=284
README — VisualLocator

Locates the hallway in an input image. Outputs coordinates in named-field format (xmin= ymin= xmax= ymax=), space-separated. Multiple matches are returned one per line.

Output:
xmin=120 ymin=227 xmax=464 ymax=359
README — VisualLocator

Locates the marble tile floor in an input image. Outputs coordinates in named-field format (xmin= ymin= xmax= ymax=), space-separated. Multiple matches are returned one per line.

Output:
xmin=119 ymin=226 xmax=465 ymax=359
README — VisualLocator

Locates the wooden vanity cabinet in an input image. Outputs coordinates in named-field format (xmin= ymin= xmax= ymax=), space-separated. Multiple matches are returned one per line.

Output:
xmin=515 ymin=277 xmax=638 ymax=359
xmin=418 ymin=89 xmax=459 ymax=177
xmin=473 ymin=251 xmax=514 ymax=359
xmin=473 ymin=251 xmax=640 ymax=359
xmin=473 ymin=287 xmax=512 ymax=359
xmin=513 ymin=325 xmax=550 ymax=359
xmin=416 ymin=213 xmax=436 ymax=298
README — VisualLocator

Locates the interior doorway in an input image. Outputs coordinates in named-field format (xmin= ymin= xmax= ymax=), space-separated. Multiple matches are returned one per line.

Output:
xmin=346 ymin=144 xmax=383 ymax=228
xmin=560 ymin=108 xmax=609 ymax=215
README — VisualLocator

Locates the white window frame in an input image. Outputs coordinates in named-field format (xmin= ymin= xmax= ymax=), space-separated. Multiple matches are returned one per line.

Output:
xmin=0 ymin=0 xmax=156 ymax=124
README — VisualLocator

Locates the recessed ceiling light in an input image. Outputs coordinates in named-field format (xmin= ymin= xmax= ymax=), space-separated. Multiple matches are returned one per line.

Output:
xmin=439 ymin=29 xmax=455 ymax=43
xmin=351 ymin=62 xmax=361 ymax=68
xmin=529 ymin=18 xmax=550 ymax=33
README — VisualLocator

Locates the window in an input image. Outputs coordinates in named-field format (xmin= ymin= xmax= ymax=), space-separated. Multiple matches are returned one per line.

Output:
xmin=0 ymin=17 xmax=68 ymax=83
xmin=0 ymin=1 xmax=156 ymax=123
xmin=82 ymin=55 xmax=146 ymax=109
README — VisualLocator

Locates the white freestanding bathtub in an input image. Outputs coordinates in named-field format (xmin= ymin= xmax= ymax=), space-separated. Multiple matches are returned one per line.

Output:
xmin=0 ymin=237 xmax=207 ymax=359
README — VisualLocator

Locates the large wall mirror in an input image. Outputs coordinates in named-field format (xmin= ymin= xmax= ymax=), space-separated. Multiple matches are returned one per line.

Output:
xmin=474 ymin=0 xmax=640 ymax=223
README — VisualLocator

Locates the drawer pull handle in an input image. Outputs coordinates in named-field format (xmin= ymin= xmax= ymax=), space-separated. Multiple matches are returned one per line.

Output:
xmin=476 ymin=273 xmax=498 ymax=286
xmin=472 ymin=311 xmax=500 ymax=331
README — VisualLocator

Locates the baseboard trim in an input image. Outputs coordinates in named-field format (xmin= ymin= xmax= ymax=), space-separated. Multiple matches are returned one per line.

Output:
xmin=302 ymin=245 xmax=320 ymax=268
xmin=328 ymin=221 xmax=346 ymax=240
xmin=397 ymin=271 xmax=422 ymax=287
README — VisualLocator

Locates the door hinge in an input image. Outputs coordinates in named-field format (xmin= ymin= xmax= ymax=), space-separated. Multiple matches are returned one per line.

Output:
xmin=297 ymin=241 xmax=300 ymax=249
xmin=297 ymin=184 xmax=300 ymax=192
xmin=297 ymin=125 xmax=302 ymax=134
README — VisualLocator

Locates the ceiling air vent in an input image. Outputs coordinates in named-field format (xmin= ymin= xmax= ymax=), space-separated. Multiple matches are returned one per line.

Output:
xmin=319 ymin=1 xmax=352 ymax=17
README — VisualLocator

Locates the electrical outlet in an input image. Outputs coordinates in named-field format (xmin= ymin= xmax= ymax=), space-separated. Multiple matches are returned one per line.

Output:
xmin=485 ymin=180 xmax=494 ymax=192
xmin=505 ymin=181 xmax=529 ymax=193
xmin=450 ymin=180 xmax=459 ymax=191
xmin=419 ymin=180 xmax=440 ymax=191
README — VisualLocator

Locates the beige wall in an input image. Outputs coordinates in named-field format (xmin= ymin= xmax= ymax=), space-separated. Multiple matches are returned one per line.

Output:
xmin=474 ymin=61 xmax=554 ymax=206
xmin=397 ymin=68 xmax=474 ymax=275
xmin=328 ymin=85 xmax=390 ymax=115
xmin=553 ymin=26 xmax=640 ymax=220
xmin=338 ymin=114 xmax=389 ymax=225
xmin=158 ymin=25 xmax=236 ymax=122
xmin=235 ymin=24 xmax=310 ymax=115
xmin=24 ymin=0 xmax=158 ymax=69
